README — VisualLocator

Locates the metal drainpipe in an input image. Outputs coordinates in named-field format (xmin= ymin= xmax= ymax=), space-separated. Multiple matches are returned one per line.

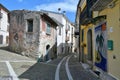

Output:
xmin=79 ymin=7 xmax=81 ymax=62
xmin=65 ymin=18 xmax=67 ymax=54
xmin=78 ymin=29 xmax=80 ymax=62
xmin=119 ymin=0 xmax=120 ymax=28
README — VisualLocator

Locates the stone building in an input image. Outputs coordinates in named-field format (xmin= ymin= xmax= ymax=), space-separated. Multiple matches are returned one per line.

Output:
xmin=41 ymin=10 xmax=75 ymax=56
xmin=9 ymin=10 xmax=58 ymax=61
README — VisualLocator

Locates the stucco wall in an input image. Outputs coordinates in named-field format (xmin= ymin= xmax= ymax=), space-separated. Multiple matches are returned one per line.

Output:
xmin=39 ymin=18 xmax=57 ymax=60
xmin=0 ymin=8 xmax=9 ymax=46
xmin=97 ymin=0 xmax=120 ymax=79
xmin=9 ymin=10 xmax=40 ymax=58
xmin=9 ymin=10 xmax=57 ymax=60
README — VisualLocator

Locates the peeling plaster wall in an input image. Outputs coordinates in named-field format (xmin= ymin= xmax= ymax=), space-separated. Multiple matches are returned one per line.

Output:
xmin=39 ymin=18 xmax=57 ymax=60
xmin=9 ymin=10 xmax=57 ymax=60
xmin=9 ymin=10 xmax=40 ymax=59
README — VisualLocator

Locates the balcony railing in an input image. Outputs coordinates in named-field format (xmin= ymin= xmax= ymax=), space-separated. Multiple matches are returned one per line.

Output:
xmin=90 ymin=0 xmax=113 ymax=11
xmin=80 ymin=0 xmax=95 ymax=25
xmin=80 ymin=7 xmax=93 ymax=25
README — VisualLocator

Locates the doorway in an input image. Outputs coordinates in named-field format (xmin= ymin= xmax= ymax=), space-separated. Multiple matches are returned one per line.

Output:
xmin=45 ymin=45 xmax=50 ymax=61
xmin=87 ymin=29 xmax=93 ymax=62
xmin=81 ymin=30 xmax=84 ymax=62
xmin=0 ymin=35 xmax=3 ymax=44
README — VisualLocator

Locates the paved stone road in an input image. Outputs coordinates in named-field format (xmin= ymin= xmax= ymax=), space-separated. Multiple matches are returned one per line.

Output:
xmin=0 ymin=49 xmax=101 ymax=80
xmin=0 ymin=49 xmax=34 ymax=61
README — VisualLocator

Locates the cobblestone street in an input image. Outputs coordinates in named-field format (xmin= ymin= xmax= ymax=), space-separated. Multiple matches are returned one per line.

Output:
xmin=0 ymin=49 xmax=101 ymax=80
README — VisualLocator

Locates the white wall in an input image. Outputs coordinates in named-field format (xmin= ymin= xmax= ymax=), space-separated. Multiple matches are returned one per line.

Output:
xmin=46 ymin=12 xmax=65 ymax=55
xmin=0 ymin=9 xmax=9 ymax=46
xmin=44 ymin=11 xmax=75 ymax=55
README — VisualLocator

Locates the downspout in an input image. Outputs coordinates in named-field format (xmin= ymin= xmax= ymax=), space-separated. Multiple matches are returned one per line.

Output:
xmin=0 ymin=9 xmax=1 ymax=30
xmin=79 ymin=7 xmax=81 ymax=62
xmin=65 ymin=16 xmax=67 ymax=54
xmin=119 ymin=0 xmax=120 ymax=29
xmin=79 ymin=26 xmax=80 ymax=62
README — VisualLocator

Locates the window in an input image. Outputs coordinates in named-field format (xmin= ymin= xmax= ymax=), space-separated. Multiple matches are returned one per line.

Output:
xmin=59 ymin=27 xmax=61 ymax=35
xmin=0 ymin=35 xmax=3 ymax=44
xmin=27 ymin=19 xmax=33 ymax=32
xmin=46 ymin=23 xmax=51 ymax=34
xmin=68 ymin=25 xmax=70 ymax=31
xmin=6 ymin=36 xmax=9 ymax=44
xmin=0 ymin=12 xmax=3 ymax=19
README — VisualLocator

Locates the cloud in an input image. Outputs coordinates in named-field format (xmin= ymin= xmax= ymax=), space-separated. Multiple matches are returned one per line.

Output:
xmin=35 ymin=0 xmax=79 ymax=12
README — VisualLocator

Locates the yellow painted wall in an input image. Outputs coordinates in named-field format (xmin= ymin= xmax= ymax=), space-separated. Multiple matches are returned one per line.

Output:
xmin=99 ymin=0 xmax=120 ymax=79
xmin=79 ymin=0 xmax=120 ymax=79
xmin=84 ymin=27 xmax=87 ymax=55
xmin=81 ymin=0 xmax=86 ymax=12
xmin=81 ymin=24 xmax=94 ymax=56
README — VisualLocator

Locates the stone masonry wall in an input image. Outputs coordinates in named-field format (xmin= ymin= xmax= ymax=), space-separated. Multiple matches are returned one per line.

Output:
xmin=9 ymin=10 xmax=41 ymax=59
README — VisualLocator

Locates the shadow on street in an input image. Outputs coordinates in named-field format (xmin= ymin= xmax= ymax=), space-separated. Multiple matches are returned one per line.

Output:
xmin=19 ymin=63 xmax=56 ymax=80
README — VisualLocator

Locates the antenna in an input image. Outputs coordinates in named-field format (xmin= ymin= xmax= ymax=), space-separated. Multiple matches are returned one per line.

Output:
xmin=58 ymin=8 xmax=61 ymax=13
xmin=63 ymin=11 xmax=66 ymax=15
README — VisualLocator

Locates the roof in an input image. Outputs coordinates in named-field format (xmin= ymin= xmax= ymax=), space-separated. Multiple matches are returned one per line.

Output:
xmin=41 ymin=13 xmax=58 ymax=27
xmin=0 ymin=4 xmax=9 ymax=12
xmin=41 ymin=10 xmax=74 ymax=24
xmin=51 ymin=17 xmax=64 ymax=27
xmin=90 ymin=0 xmax=113 ymax=11
xmin=10 ymin=10 xmax=58 ymax=27
xmin=75 ymin=0 xmax=81 ymax=23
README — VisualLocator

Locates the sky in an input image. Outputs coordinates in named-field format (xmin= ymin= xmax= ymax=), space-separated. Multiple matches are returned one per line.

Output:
xmin=0 ymin=0 xmax=79 ymax=23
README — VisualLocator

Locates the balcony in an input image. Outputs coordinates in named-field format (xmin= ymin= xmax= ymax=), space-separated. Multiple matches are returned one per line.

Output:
xmin=80 ymin=8 xmax=93 ymax=25
xmin=90 ymin=0 xmax=113 ymax=11
xmin=80 ymin=0 xmax=94 ymax=25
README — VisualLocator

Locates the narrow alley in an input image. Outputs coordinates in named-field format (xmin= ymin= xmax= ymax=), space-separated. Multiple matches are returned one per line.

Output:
xmin=0 ymin=0 xmax=120 ymax=80
xmin=0 ymin=49 xmax=100 ymax=80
